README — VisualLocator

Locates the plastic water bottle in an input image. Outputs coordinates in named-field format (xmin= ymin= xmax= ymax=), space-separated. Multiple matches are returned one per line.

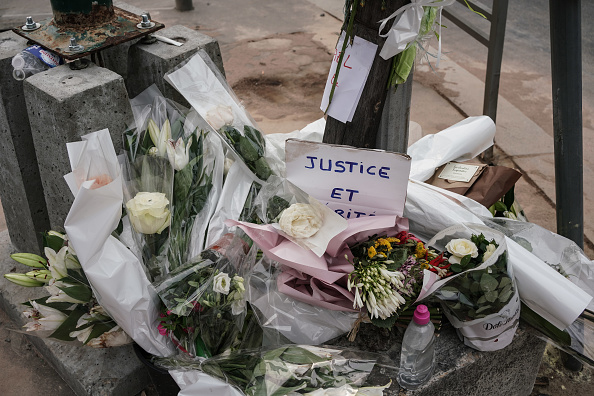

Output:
xmin=11 ymin=45 xmax=62 ymax=81
xmin=397 ymin=304 xmax=436 ymax=390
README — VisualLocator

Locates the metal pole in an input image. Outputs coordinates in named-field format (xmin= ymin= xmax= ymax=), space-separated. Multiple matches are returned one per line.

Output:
xmin=549 ymin=0 xmax=583 ymax=248
xmin=481 ymin=0 xmax=509 ymax=163
xmin=549 ymin=0 xmax=583 ymax=372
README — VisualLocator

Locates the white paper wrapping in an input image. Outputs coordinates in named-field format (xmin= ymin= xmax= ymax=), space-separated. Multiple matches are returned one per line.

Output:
xmin=63 ymin=129 xmax=175 ymax=357
xmin=407 ymin=115 xmax=496 ymax=182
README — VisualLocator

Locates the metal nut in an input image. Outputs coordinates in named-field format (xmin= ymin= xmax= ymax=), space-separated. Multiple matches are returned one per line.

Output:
xmin=67 ymin=37 xmax=84 ymax=53
xmin=137 ymin=14 xmax=155 ymax=29
xmin=22 ymin=16 xmax=40 ymax=31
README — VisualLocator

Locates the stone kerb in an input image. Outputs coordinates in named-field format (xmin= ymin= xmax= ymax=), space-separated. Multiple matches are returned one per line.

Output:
xmin=126 ymin=24 xmax=225 ymax=108
xmin=0 ymin=230 xmax=149 ymax=396
xmin=0 ymin=32 xmax=51 ymax=254
xmin=23 ymin=63 xmax=132 ymax=230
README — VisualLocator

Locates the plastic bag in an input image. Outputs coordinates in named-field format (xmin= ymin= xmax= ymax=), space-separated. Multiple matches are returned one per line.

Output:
xmin=123 ymin=85 xmax=224 ymax=276
xmin=165 ymin=50 xmax=279 ymax=182
xmin=153 ymin=234 xmax=253 ymax=357
xmin=420 ymin=223 xmax=520 ymax=351
xmin=247 ymin=255 xmax=358 ymax=345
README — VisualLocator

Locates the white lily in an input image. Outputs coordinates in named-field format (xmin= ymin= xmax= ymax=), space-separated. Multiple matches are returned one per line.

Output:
xmin=166 ymin=136 xmax=192 ymax=171
xmin=147 ymin=118 xmax=171 ymax=157
xmin=44 ymin=246 xmax=69 ymax=280
xmin=23 ymin=301 xmax=68 ymax=332
xmin=45 ymin=279 xmax=87 ymax=304
xmin=86 ymin=326 xmax=132 ymax=348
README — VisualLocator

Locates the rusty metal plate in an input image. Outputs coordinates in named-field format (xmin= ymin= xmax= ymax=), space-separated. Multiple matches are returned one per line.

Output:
xmin=11 ymin=7 xmax=164 ymax=61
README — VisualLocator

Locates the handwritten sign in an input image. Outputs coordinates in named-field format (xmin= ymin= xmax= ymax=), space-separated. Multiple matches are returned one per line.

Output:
xmin=438 ymin=162 xmax=480 ymax=183
xmin=320 ymin=34 xmax=378 ymax=123
xmin=285 ymin=139 xmax=411 ymax=219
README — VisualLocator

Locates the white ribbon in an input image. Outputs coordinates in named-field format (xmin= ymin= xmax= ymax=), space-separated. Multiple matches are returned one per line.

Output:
xmin=378 ymin=0 xmax=455 ymax=60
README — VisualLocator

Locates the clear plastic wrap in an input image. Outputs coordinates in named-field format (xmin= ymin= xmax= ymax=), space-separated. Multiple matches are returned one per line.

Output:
xmin=247 ymin=255 xmax=358 ymax=345
xmin=153 ymin=234 xmax=254 ymax=357
xmin=164 ymin=50 xmax=280 ymax=182
xmin=159 ymin=345 xmax=385 ymax=396
xmin=123 ymin=85 xmax=224 ymax=276
xmin=420 ymin=224 xmax=520 ymax=351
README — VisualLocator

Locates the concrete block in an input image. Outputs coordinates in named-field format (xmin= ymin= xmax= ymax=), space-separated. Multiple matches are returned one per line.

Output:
xmin=0 ymin=31 xmax=50 ymax=254
xmin=126 ymin=25 xmax=225 ymax=106
xmin=24 ymin=63 xmax=132 ymax=230
xmin=100 ymin=1 xmax=150 ymax=81
xmin=0 ymin=230 xmax=149 ymax=396
xmin=330 ymin=321 xmax=546 ymax=395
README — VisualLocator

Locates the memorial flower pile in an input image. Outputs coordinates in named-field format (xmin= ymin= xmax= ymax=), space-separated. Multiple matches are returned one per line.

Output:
xmin=13 ymin=46 xmax=591 ymax=396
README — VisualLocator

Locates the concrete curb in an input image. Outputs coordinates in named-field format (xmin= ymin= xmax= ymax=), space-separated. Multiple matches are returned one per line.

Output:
xmin=0 ymin=230 xmax=149 ymax=396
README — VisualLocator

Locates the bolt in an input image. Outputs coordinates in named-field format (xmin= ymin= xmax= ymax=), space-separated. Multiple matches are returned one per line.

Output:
xmin=26 ymin=16 xmax=36 ymax=29
xmin=141 ymin=14 xmax=151 ymax=27
xmin=22 ymin=16 xmax=40 ymax=31
xmin=68 ymin=37 xmax=84 ymax=53
xmin=138 ymin=14 xmax=155 ymax=29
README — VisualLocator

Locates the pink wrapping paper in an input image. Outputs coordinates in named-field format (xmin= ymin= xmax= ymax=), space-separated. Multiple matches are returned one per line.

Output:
xmin=227 ymin=215 xmax=409 ymax=312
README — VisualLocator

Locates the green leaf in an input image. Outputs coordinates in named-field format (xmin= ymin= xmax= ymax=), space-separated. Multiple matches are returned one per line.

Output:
xmin=476 ymin=305 xmax=492 ymax=314
xmin=494 ymin=201 xmax=508 ymax=212
xmin=49 ymin=308 xmax=87 ymax=341
xmin=520 ymin=302 xmax=571 ymax=346
xmin=503 ymin=187 xmax=515 ymax=211
xmin=498 ymin=277 xmax=512 ymax=289
xmin=84 ymin=321 xmax=117 ymax=345
xmin=460 ymin=255 xmax=471 ymax=267
xmin=370 ymin=312 xmax=400 ymax=328
xmin=57 ymin=284 xmax=92 ymax=302
xmin=470 ymin=281 xmax=481 ymax=294
xmin=43 ymin=234 xmax=65 ymax=252
xmin=281 ymin=346 xmax=328 ymax=365
xmin=499 ymin=286 xmax=514 ymax=303
xmin=484 ymin=290 xmax=499 ymax=303
xmin=450 ymin=264 xmax=463 ymax=273
xmin=480 ymin=273 xmax=499 ymax=292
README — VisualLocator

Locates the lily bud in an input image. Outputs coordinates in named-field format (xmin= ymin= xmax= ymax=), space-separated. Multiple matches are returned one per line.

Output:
xmin=4 ymin=273 xmax=44 ymax=287
xmin=25 ymin=269 xmax=52 ymax=284
xmin=10 ymin=253 xmax=47 ymax=268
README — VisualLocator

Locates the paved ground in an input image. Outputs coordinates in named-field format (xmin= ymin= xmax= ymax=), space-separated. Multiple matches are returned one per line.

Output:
xmin=0 ymin=0 xmax=593 ymax=394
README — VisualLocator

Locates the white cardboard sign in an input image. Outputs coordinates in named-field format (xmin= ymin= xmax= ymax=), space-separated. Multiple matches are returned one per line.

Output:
xmin=320 ymin=34 xmax=378 ymax=123
xmin=285 ymin=139 xmax=411 ymax=219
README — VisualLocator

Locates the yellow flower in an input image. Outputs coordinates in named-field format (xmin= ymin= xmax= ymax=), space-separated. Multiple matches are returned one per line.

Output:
xmin=420 ymin=261 xmax=430 ymax=270
xmin=415 ymin=242 xmax=427 ymax=259
xmin=386 ymin=237 xmax=400 ymax=243
xmin=368 ymin=246 xmax=377 ymax=259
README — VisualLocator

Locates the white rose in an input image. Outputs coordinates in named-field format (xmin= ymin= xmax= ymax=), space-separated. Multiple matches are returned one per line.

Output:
xmin=279 ymin=203 xmax=323 ymax=239
xmin=445 ymin=238 xmax=478 ymax=259
xmin=482 ymin=243 xmax=497 ymax=262
xmin=126 ymin=192 xmax=171 ymax=235
xmin=213 ymin=272 xmax=231 ymax=295
xmin=206 ymin=105 xmax=234 ymax=130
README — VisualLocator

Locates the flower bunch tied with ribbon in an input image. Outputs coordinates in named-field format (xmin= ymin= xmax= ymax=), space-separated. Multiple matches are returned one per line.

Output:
xmin=347 ymin=231 xmax=448 ymax=330
xmin=3 ymin=231 xmax=131 ymax=347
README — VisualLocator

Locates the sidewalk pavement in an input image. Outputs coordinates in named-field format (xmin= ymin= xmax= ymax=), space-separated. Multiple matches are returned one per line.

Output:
xmin=0 ymin=0 xmax=592 ymax=394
